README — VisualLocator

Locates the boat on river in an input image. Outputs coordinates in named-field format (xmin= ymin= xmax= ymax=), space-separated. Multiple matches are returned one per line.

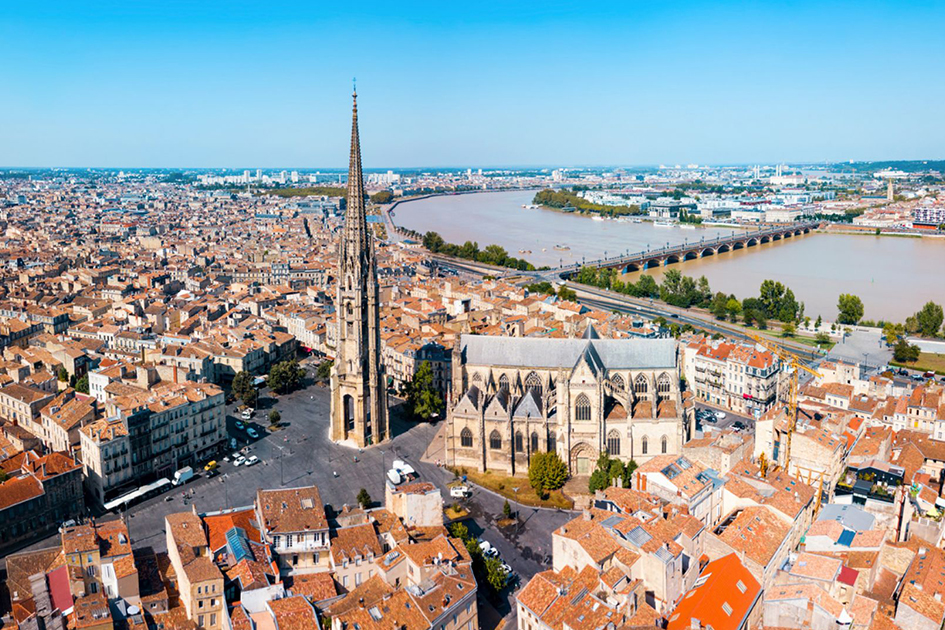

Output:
xmin=654 ymin=221 xmax=674 ymax=228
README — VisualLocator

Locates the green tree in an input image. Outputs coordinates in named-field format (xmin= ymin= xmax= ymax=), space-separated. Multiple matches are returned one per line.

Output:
xmin=370 ymin=190 xmax=393 ymax=204
xmin=528 ymin=452 xmax=568 ymax=496
xmin=316 ymin=360 xmax=333 ymax=380
xmin=268 ymin=359 xmax=305 ymax=394
xmin=357 ymin=488 xmax=372 ymax=508
xmin=635 ymin=275 xmax=660 ymax=298
xmin=502 ymin=500 xmax=512 ymax=519
xmin=837 ymin=294 xmax=864 ymax=325
xmin=557 ymin=286 xmax=577 ymax=302
xmin=589 ymin=452 xmax=616 ymax=493
xmin=75 ymin=374 xmax=89 ymax=395
xmin=57 ymin=366 xmax=69 ymax=382
xmin=484 ymin=556 xmax=508 ymax=592
xmin=710 ymin=292 xmax=729 ymax=320
xmin=448 ymin=522 xmax=469 ymax=540
xmin=725 ymin=297 xmax=742 ymax=322
xmin=883 ymin=322 xmax=904 ymax=346
xmin=232 ymin=371 xmax=257 ymax=406
xmin=782 ymin=322 xmax=796 ymax=337
xmin=893 ymin=338 xmax=921 ymax=363
xmin=814 ymin=315 xmax=822 ymax=329
xmin=914 ymin=302 xmax=944 ymax=337
xmin=268 ymin=410 xmax=281 ymax=425
xmin=404 ymin=361 xmax=444 ymax=421
xmin=815 ymin=332 xmax=831 ymax=346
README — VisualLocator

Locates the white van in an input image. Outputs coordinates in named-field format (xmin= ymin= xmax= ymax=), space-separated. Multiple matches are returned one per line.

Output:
xmin=172 ymin=466 xmax=194 ymax=486
xmin=450 ymin=485 xmax=470 ymax=499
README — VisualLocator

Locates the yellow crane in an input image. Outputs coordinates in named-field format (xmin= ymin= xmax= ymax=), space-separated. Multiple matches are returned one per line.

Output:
xmin=748 ymin=334 xmax=821 ymax=473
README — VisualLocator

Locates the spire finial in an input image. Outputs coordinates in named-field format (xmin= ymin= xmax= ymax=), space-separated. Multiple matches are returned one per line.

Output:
xmin=353 ymin=77 xmax=357 ymax=98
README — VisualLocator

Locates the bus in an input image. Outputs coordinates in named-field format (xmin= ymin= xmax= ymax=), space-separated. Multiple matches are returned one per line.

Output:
xmin=103 ymin=477 xmax=172 ymax=513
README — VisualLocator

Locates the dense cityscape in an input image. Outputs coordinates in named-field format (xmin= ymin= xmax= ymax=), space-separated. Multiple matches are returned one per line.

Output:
xmin=4 ymin=2 xmax=945 ymax=630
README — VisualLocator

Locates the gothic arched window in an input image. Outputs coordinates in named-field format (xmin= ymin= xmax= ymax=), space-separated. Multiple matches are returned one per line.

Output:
xmin=607 ymin=430 xmax=621 ymax=456
xmin=530 ymin=431 xmax=539 ymax=452
xmin=489 ymin=430 xmax=502 ymax=450
xmin=575 ymin=394 xmax=591 ymax=422
xmin=525 ymin=372 xmax=542 ymax=397
xmin=515 ymin=431 xmax=524 ymax=453
xmin=499 ymin=374 xmax=510 ymax=390
xmin=634 ymin=374 xmax=648 ymax=395
xmin=611 ymin=374 xmax=625 ymax=391
xmin=661 ymin=435 xmax=668 ymax=454
xmin=547 ymin=431 xmax=557 ymax=453
xmin=641 ymin=436 xmax=648 ymax=455
xmin=657 ymin=373 xmax=672 ymax=395
xmin=460 ymin=428 xmax=473 ymax=448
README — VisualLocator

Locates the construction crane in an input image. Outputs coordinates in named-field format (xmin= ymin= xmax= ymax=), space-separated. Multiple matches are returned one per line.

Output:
xmin=748 ymin=333 xmax=821 ymax=475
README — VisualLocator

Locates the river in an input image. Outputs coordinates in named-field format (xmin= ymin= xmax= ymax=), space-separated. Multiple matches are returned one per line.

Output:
xmin=392 ymin=190 xmax=945 ymax=322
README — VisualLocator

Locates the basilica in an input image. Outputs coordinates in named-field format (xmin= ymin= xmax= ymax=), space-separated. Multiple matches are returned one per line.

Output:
xmin=447 ymin=327 xmax=694 ymax=476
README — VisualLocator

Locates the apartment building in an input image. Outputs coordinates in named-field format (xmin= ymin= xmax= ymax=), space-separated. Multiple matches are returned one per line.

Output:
xmin=81 ymin=381 xmax=224 ymax=502
xmin=166 ymin=512 xmax=226 ymax=629
xmin=256 ymin=485 xmax=331 ymax=575
xmin=80 ymin=417 xmax=132 ymax=505
xmin=0 ymin=451 xmax=84 ymax=554
xmin=682 ymin=335 xmax=781 ymax=416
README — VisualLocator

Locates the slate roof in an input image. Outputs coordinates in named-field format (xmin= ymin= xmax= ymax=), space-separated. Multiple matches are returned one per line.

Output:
xmin=460 ymin=335 xmax=676 ymax=369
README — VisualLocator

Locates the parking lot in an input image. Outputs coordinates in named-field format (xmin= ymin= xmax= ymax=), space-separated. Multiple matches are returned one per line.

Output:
xmin=694 ymin=402 xmax=756 ymax=434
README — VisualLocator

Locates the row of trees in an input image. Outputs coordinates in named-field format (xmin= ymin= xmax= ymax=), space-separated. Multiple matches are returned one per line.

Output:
xmin=422 ymin=231 xmax=537 ymax=271
xmin=232 ymin=359 xmax=308 ymax=408
xmin=525 ymin=281 xmax=577 ymax=302
xmin=533 ymin=188 xmax=643 ymax=217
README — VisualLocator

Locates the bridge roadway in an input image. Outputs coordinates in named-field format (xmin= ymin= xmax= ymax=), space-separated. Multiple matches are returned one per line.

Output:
xmin=541 ymin=221 xmax=820 ymax=280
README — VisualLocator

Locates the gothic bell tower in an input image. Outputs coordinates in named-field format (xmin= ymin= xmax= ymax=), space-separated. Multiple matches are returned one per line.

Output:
xmin=329 ymin=89 xmax=388 ymax=446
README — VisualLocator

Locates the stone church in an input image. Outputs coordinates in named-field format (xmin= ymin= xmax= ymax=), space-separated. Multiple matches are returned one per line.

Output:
xmin=446 ymin=327 xmax=693 ymax=476
xmin=329 ymin=90 xmax=388 ymax=447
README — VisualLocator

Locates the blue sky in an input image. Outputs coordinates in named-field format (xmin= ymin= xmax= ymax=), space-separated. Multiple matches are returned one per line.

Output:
xmin=1 ymin=0 xmax=943 ymax=168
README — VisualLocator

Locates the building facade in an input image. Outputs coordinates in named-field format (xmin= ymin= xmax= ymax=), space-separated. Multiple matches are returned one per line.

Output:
xmin=329 ymin=91 xmax=388 ymax=448
xmin=447 ymin=329 xmax=693 ymax=475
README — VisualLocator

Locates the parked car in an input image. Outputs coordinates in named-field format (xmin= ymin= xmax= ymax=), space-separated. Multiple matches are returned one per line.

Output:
xmin=245 ymin=455 xmax=259 ymax=466
xmin=241 ymin=409 xmax=254 ymax=420
xmin=478 ymin=540 xmax=498 ymax=558
xmin=247 ymin=427 xmax=259 ymax=439
xmin=203 ymin=460 xmax=218 ymax=472
xmin=206 ymin=469 xmax=220 ymax=478
xmin=233 ymin=455 xmax=247 ymax=467
xmin=732 ymin=421 xmax=746 ymax=431
xmin=450 ymin=485 xmax=470 ymax=498
xmin=715 ymin=411 xmax=726 ymax=420
xmin=234 ymin=420 xmax=245 ymax=430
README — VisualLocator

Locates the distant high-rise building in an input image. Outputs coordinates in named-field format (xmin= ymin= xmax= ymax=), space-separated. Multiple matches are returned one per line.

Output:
xmin=291 ymin=170 xmax=299 ymax=183
xmin=256 ymin=169 xmax=262 ymax=180
xmin=330 ymin=90 xmax=388 ymax=447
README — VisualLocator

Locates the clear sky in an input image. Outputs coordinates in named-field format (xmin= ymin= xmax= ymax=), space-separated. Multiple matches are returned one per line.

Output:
xmin=1 ymin=0 xmax=943 ymax=168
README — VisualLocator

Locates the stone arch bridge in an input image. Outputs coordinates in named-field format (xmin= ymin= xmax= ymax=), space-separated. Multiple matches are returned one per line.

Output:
xmin=557 ymin=221 xmax=820 ymax=278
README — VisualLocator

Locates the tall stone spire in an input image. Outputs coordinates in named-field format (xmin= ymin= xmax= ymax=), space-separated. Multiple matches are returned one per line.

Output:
xmin=330 ymin=89 xmax=388 ymax=447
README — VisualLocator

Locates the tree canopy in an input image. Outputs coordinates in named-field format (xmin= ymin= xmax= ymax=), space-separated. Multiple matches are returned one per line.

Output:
xmin=268 ymin=360 xmax=305 ymax=395
xmin=403 ymin=361 xmax=443 ymax=421
xmin=837 ymin=294 xmax=865 ymax=325
xmin=528 ymin=452 xmax=568 ymax=497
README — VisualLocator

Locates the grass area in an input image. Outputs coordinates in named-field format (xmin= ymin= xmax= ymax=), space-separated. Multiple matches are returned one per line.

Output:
xmin=891 ymin=352 xmax=945 ymax=376
xmin=451 ymin=468 xmax=573 ymax=510
xmin=444 ymin=504 xmax=469 ymax=521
